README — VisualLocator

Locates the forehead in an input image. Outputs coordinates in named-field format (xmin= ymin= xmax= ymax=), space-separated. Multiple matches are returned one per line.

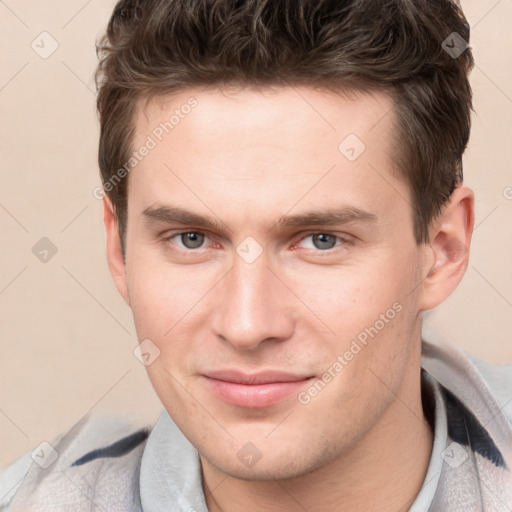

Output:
xmin=135 ymin=85 xmax=396 ymax=152
xmin=128 ymin=86 xmax=408 ymax=231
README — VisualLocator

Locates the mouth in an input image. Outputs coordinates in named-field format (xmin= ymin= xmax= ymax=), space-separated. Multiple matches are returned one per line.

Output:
xmin=202 ymin=370 xmax=315 ymax=408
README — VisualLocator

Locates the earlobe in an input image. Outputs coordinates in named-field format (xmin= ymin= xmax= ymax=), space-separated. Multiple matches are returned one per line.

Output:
xmin=419 ymin=185 xmax=474 ymax=311
xmin=103 ymin=196 xmax=131 ymax=306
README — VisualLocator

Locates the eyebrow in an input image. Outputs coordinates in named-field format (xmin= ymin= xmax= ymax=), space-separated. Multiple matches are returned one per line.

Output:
xmin=141 ymin=204 xmax=377 ymax=232
xmin=274 ymin=207 xmax=377 ymax=229
xmin=142 ymin=205 xmax=226 ymax=231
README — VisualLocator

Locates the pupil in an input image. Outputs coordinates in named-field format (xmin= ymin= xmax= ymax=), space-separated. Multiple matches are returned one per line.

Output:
xmin=313 ymin=233 xmax=336 ymax=250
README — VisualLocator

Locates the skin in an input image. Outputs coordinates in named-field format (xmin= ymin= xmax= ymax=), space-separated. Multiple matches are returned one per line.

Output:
xmin=104 ymin=85 xmax=474 ymax=511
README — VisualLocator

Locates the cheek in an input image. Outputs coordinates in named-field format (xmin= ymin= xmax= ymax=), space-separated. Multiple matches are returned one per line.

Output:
xmin=286 ymin=257 xmax=412 ymax=336
xmin=125 ymin=251 xmax=211 ymax=336
xmin=284 ymin=250 xmax=420 ymax=387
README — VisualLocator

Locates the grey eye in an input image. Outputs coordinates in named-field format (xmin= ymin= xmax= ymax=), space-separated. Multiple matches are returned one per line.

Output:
xmin=311 ymin=233 xmax=337 ymax=250
xmin=179 ymin=232 xmax=205 ymax=249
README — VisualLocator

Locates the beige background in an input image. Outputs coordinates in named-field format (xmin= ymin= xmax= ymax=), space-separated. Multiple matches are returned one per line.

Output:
xmin=0 ymin=0 xmax=511 ymax=468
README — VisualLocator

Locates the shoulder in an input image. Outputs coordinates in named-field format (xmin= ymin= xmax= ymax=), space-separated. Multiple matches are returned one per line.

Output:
xmin=421 ymin=325 xmax=512 ymax=425
xmin=463 ymin=350 xmax=512 ymax=424
xmin=0 ymin=411 xmax=157 ymax=511
xmin=421 ymin=326 xmax=512 ymax=470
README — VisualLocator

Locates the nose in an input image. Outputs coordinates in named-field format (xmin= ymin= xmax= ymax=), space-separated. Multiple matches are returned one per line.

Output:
xmin=211 ymin=252 xmax=295 ymax=351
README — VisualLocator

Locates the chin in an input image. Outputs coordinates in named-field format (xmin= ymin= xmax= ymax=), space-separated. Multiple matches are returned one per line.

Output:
xmin=204 ymin=454 xmax=308 ymax=482
xmin=201 ymin=437 xmax=340 ymax=483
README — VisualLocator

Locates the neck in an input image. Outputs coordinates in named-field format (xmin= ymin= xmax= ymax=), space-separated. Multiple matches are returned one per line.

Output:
xmin=202 ymin=364 xmax=433 ymax=512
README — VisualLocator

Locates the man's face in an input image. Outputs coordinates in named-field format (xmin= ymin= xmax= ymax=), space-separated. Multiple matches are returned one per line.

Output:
xmin=121 ymin=86 xmax=429 ymax=479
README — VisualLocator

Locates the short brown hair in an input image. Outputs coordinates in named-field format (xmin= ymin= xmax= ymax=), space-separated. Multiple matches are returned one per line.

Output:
xmin=95 ymin=0 xmax=474 ymax=256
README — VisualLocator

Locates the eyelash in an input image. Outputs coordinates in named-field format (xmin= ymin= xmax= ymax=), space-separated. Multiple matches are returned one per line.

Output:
xmin=161 ymin=230 xmax=353 ymax=253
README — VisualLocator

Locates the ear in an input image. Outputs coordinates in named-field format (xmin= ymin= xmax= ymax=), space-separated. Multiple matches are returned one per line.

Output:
xmin=418 ymin=185 xmax=475 ymax=311
xmin=103 ymin=196 xmax=130 ymax=306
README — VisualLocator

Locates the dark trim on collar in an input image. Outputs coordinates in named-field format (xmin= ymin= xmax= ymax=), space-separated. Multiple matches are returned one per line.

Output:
xmin=71 ymin=428 xmax=150 ymax=467
xmin=441 ymin=386 xmax=506 ymax=469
